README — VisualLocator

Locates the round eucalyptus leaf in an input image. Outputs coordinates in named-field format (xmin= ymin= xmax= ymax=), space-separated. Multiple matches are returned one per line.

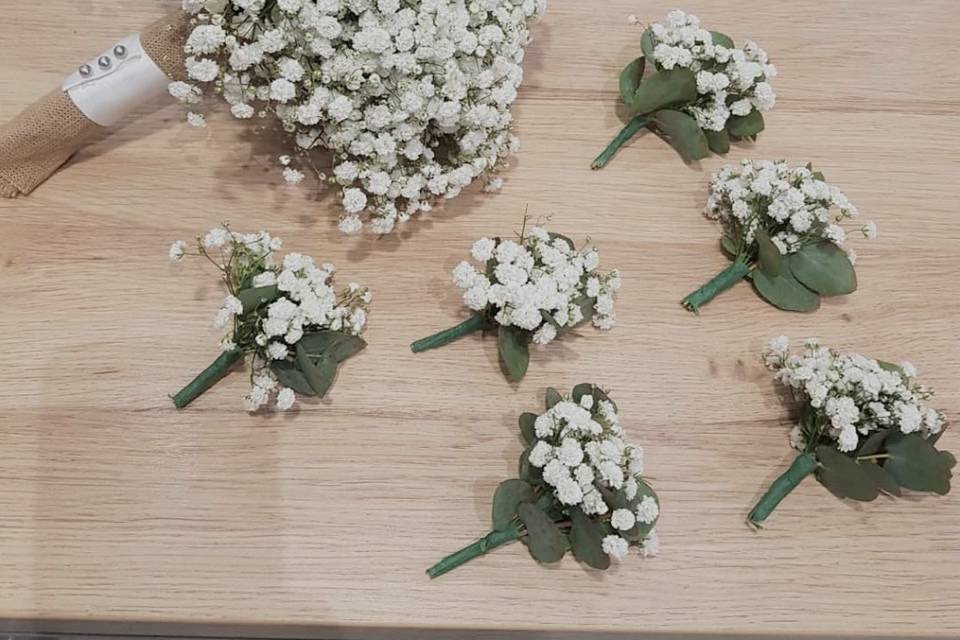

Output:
xmin=704 ymin=128 xmax=730 ymax=154
xmin=883 ymin=432 xmax=952 ymax=495
xmin=518 ymin=503 xmax=567 ymax=564
xmin=860 ymin=462 xmax=901 ymax=496
xmin=619 ymin=56 xmax=646 ymax=105
xmin=545 ymin=387 xmax=563 ymax=410
xmin=492 ymin=479 xmax=535 ymax=531
xmin=270 ymin=360 xmax=315 ymax=396
xmin=640 ymin=28 xmax=655 ymax=61
xmin=752 ymin=269 xmax=821 ymax=312
xmin=789 ymin=241 xmax=857 ymax=296
xmin=518 ymin=412 xmax=538 ymax=445
xmin=237 ymin=285 xmax=280 ymax=314
xmin=627 ymin=69 xmax=697 ymax=115
xmin=650 ymin=109 xmax=709 ymax=162
xmin=755 ymin=228 xmax=785 ymax=277
xmin=815 ymin=445 xmax=880 ymax=502
xmin=727 ymin=109 xmax=765 ymax=139
xmin=497 ymin=324 xmax=530 ymax=382
xmin=569 ymin=507 xmax=610 ymax=570
xmin=709 ymin=30 xmax=734 ymax=48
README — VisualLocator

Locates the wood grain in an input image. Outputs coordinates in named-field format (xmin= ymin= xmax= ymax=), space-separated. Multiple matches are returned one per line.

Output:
xmin=1 ymin=1 xmax=958 ymax=638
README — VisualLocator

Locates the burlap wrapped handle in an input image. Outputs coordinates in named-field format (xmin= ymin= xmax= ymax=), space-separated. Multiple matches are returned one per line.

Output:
xmin=0 ymin=13 xmax=189 ymax=198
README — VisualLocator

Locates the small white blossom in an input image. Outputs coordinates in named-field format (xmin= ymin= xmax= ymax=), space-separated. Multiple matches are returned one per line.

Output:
xmin=602 ymin=535 xmax=629 ymax=560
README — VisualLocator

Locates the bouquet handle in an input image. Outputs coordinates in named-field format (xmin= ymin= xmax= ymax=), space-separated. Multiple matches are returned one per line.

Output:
xmin=0 ymin=12 xmax=189 ymax=198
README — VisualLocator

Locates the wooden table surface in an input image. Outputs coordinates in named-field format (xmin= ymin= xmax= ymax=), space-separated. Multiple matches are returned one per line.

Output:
xmin=1 ymin=1 xmax=958 ymax=638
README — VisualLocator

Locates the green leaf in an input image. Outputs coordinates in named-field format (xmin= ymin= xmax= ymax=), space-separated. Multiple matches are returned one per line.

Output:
xmin=857 ymin=428 xmax=893 ymax=457
xmin=518 ymin=413 xmax=538 ymax=445
xmin=650 ymin=109 xmax=709 ymax=162
xmin=727 ymin=110 xmax=765 ymax=138
xmin=860 ymin=462 xmax=901 ymax=496
xmin=619 ymin=56 xmax=646 ymax=105
xmin=497 ymin=324 xmax=530 ymax=382
xmin=877 ymin=360 xmax=904 ymax=374
xmin=752 ymin=269 xmax=822 ymax=312
xmin=815 ymin=445 xmax=880 ymax=502
xmin=237 ymin=285 xmax=280 ymax=314
xmin=569 ymin=507 xmax=610 ymax=570
xmin=942 ymin=450 xmax=957 ymax=469
xmin=720 ymin=235 xmax=738 ymax=260
xmin=269 ymin=360 xmax=314 ymax=396
xmin=704 ymin=128 xmax=730 ymax=154
xmin=296 ymin=343 xmax=337 ymax=398
xmin=789 ymin=241 xmax=857 ymax=296
xmin=518 ymin=444 xmax=538 ymax=483
xmin=518 ymin=503 xmax=566 ymax=564
xmin=755 ymin=228 xmax=785 ymax=277
xmin=545 ymin=387 xmax=563 ymax=410
xmin=572 ymin=383 xmax=596 ymax=404
xmin=640 ymin=28 xmax=655 ymax=61
xmin=627 ymin=69 xmax=697 ymax=115
xmin=570 ymin=296 xmax=596 ymax=327
xmin=884 ymin=432 xmax=952 ymax=495
xmin=547 ymin=231 xmax=576 ymax=251
xmin=591 ymin=385 xmax=618 ymax=412
xmin=492 ymin=479 xmax=535 ymax=531
xmin=710 ymin=31 xmax=734 ymax=48
xmin=298 ymin=330 xmax=367 ymax=363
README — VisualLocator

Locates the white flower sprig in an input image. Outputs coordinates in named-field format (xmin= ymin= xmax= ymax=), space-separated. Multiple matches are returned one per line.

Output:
xmin=748 ymin=337 xmax=953 ymax=527
xmin=594 ymin=9 xmax=777 ymax=168
xmin=411 ymin=222 xmax=620 ymax=381
xmin=683 ymin=160 xmax=875 ymax=313
xmin=169 ymin=226 xmax=371 ymax=411
xmin=427 ymin=384 xmax=659 ymax=578
xmin=172 ymin=0 xmax=546 ymax=235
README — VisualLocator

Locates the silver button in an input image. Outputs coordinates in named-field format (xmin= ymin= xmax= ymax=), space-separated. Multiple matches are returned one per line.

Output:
xmin=98 ymin=56 xmax=112 ymax=69
xmin=113 ymin=44 xmax=127 ymax=58
xmin=79 ymin=64 xmax=92 ymax=77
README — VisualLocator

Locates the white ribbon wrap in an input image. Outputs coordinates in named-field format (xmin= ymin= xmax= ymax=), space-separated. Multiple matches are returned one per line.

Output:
xmin=61 ymin=33 xmax=170 ymax=127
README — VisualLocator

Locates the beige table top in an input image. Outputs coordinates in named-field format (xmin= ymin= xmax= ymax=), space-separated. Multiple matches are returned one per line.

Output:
xmin=1 ymin=1 xmax=958 ymax=638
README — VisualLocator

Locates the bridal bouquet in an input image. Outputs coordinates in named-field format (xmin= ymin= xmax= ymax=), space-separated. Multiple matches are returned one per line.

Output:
xmin=410 ymin=223 xmax=620 ymax=381
xmin=174 ymin=0 xmax=546 ymax=234
xmin=682 ymin=160 xmax=875 ymax=313
xmin=593 ymin=9 xmax=776 ymax=169
xmin=427 ymin=384 xmax=659 ymax=578
xmin=169 ymin=226 xmax=370 ymax=411
xmin=748 ymin=337 xmax=953 ymax=527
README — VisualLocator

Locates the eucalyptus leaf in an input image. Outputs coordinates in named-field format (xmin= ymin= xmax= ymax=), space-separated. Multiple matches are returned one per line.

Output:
xmin=720 ymin=235 xmax=739 ymax=260
xmin=269 ymin=360 xmax=315 ymax=396
xmin=727 ymin=109 xmax=765 ymax=138
xmin=884 ymin=432 xmax=952 ymax=495
xmin=789 ymin=242 xmax=857 ymax=296
xmin=569 ymin=507 xmax=611 ymax=570
xmin=492 ymin=479 xmax=535 ymax=531
xmin=627 ymin=69 xmax=697 ymax=115
xmin=547 ymin=231 xmax=577 ymax=251
xmin=755 ymin=228 xmax=785 ymax=277
xmin=857 ymin=428 xmax=893 ymax=457
xmin=298 ymin=330 xmax=367 ymax=363
xmin=860 ymin=462 xmax=901 ymax=496
xmin=752 ymin=269 xmax=821 ymax=312
xmin=498 ymin=324 xmax=530 ymax=382
xmin=619 ymin=57 xmax=646 ymax=105
xmin=709 ymin=31 xmax=734 ymax=48
xmin=518 ymin=503 xmax=567 ymax=564
xmin=545 ymin=387 xmax=563 ymax=410
xmin=877 ymin=360 xmax=904 ymax=374
xmin=592 ymin=385 xmax=618 ymax=412
xmin=640 ymin=28 xmax=655 ymax=61
xmin=571 ymin=296 xmax=596 ymax=327
xmin=704 ymin=128 xmax=730 ymax=154
xmin=572 ymin=383 xmax=596 ymax=404
xmin=296 ymin=345 xmax=338 ymax=398
xmin=942 ymin=451 xmax=957 ymax=469
xmin=237 ymin=285 xmax=280 ymax=314
xmin=650 ymin=109 xmax=709 ymax=162
xmin=815 ymin=445 xmax=880 ymax=502
xmin=519 ymin=412 xmax=538 ymax=445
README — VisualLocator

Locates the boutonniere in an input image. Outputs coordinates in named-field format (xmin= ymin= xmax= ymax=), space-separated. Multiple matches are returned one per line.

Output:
xmin=682 ymin=160 xmax=876 ymax=313
xmin=428 ymin=385 xmax=658 ymax=578
xmin=171 ymin=0 xmax=546 ymax=235
xmin=411 ymin=223 xmax=620 ymax=382
xmin=168 ymin=226 xmax=371 ymax=412
xmin=593 ymin=9 xmax=776 ymax=169
xmin=749 ymin=337 xmax=953 ymax=527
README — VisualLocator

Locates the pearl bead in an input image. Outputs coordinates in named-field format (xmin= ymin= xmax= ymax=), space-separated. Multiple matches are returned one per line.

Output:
xmin=78 ymin=64 xmax=92 ymax=77
xmin=98 ymin=56 xmax=111 ymax=69
xmin=113 ymin=44 xmax=127 ymax=58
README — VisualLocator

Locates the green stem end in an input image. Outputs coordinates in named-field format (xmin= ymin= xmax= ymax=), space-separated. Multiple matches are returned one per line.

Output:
xmin=171 ymin=349 xmax=244 ymax=409
xmin=411 ymin=314 xmax=487 ymax=354
xmin=591 ymin=115 xmax=649 ymax=170
xmin=427 ymin=525 xmax=522 ymax=579
xmin=748 ymin=452 xmax=819 ymax=527
xmin=682 ymin=259 xmax=750 ymax=314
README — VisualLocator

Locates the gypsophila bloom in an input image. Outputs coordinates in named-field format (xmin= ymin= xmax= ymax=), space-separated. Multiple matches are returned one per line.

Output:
xmin=427 ymin=384 xmax=659 ymax=579
xmin=748 ymin=337 xmax=953 ymax=526
xmin=175 ymin=0 xmax=546 ymax=234
xmin=169 ymin=225 xmax=371 ymax=411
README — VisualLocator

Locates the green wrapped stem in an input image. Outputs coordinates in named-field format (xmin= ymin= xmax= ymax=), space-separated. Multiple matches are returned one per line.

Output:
xmin=681 ymin=259 xmax=750 ymax=313
xmin=411 ymin=314 xmax=486 ymax=353
xmin=748 ymin=452 xmax=819 ymax=527
xmin=171 ymin=349 xmax=243 ymax=409
xmin=427 ymin=525 xmax=522 ymax=579
xmin=591 ymin=115 xmax=649 ymax=170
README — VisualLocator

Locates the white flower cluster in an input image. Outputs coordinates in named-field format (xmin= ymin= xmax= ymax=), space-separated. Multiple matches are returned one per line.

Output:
xmin=173 ymin=0 xmax=546 ymax=235
xmin=765 ymin=337 xmax=945 ymax=453
xmin=706 ymin=160 xmax=875 ymax=261
xmin=527 ymin=389 xmax=658 ymax=560
xmin=452 ymin=227 xmax=620 ymax=342
xmin=170 ymin=227 xmax=370 ymax=412
xmin=642 ymin=10 xmax=776 ymax=132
